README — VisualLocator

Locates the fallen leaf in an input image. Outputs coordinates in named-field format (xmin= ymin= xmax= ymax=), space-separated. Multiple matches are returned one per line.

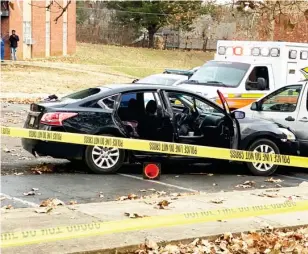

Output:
xmin=30 ymin=164 xmax=54 ymax=174
xmin=2 ymin=204 xmax=13 ymax=210
xmin=134 ymin=226 xmax=308 ymax=253
xmin=14 ymin=172 xmax=24 ymax=176
xmin=40 ymin=198 xmax=65 ymax=207
xmin=156 ymin=191 xmax=166 ymax=196
xmin=257 ymin=192 xmax=279 ymax=198
xmin=127 ymin=193 xmax=138 ymax=200
xmin=210 ymin=198 xmax=225 ymax=204
xmin=3 ymin=148 xmax=11 ymax=153
xmin=117 ymin=196 xmax=128 ymax=201
xmin=35 ymin=207 xmax=53 ymax=213
xmin=190 ymin=238 xmax=200 ymax=246
xmin=52 ymin=198 xmax=65 ymax=206
xmin=124 ymin=212 xmax=147 ymax=219
xmin=236 ymin=180 xmax=255 ymax=189
xmin=145 ymin=238 xmax=158 ymax=250
xmin=265 ymin=177 xmax=283 ymax=183
xmin=157 ymin=200 xmax=171 ymax=209
xmin=23 ymin=191 xmax=35 ymax=196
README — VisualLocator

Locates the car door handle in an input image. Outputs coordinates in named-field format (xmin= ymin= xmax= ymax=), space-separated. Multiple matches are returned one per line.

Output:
xmin=285 ymin=116 xmax=295 ymax=121
xmin=299 ymin=117 xmax=308 ymax=122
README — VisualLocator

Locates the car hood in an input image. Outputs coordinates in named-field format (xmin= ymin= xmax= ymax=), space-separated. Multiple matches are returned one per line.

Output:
xmin=177 ymin=83 xmax=236 ymax=100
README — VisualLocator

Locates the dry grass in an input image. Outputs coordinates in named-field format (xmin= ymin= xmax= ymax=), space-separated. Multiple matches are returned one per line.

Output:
xmin=1 ymin=65 xmax=131 ymax=94
xmin=1 ymin=43 xmax=214 ymax=94
xmin=34 ymin=43 xmax=214 ymax=77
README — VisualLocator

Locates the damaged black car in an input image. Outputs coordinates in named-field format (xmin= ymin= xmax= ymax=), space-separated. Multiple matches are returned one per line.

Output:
xmin=22 ymin=84 xmax=299 ymax=176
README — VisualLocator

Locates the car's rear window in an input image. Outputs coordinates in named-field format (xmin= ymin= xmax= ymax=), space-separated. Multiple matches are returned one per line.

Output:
xmin=62 ymin=88 xmax=102 ymax=100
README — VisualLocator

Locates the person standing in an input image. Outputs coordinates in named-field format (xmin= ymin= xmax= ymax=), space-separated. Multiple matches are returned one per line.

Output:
xmin=0 ymin=33 xmax=5 ymax=62
xmin=9 ymin=30 xmax=19 ymax=61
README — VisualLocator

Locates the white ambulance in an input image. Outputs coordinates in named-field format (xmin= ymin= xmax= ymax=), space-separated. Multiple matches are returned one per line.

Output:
xmin=178 ymin=40 xmax=308 ymax=110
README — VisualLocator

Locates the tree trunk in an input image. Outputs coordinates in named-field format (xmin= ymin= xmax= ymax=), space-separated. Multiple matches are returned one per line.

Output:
xmin=148 ymin=30 xmax=155 ymax=48
xmin=147 ymin=25 xmax=157 ymax=48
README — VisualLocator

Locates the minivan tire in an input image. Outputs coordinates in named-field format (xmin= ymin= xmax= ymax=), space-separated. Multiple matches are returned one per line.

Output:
xmin=245 ymin=138 xmax=280 ymax=176
xmin=84 ymin=135 xmax=125 ymax=174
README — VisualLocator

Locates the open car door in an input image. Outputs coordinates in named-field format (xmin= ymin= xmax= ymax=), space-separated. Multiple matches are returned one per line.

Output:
xmin=217 ymin=90 xmax=241 ymax=150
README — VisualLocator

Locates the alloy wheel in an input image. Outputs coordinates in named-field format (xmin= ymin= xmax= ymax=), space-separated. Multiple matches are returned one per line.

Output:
xmin=252 ymin=144 xmax=275 ymax=172
xmin=91 ymin=146 xmax=120 ymax=169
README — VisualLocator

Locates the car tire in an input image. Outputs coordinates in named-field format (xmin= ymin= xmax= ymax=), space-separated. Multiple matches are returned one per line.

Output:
xmin=245 ymin=138 xmax=280 ymax=176
xmin=84 ymin=135 xmax=125 ymax=174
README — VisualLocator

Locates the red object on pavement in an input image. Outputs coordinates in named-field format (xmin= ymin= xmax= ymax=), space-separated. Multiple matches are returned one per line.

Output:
xmin=143 ymin=163 xmax=161 ymax=180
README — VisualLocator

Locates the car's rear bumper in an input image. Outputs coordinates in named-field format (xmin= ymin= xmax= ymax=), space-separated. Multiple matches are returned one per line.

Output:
xmin=22 ymin=138 xmax=84 ymax=160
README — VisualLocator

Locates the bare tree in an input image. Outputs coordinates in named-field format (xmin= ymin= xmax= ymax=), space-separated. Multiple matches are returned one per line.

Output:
xmin=31 ymin=0 xmax=72 ymax=24
xmin=216 ymin=0 xmax=308 ymax=40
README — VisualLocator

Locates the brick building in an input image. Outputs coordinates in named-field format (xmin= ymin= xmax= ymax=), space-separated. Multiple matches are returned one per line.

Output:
xmin=1 ymin=0 xmax=76 ymax=60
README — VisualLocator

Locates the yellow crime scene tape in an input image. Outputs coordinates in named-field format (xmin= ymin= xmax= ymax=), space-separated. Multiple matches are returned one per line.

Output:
xmin=1 ymin=126 xmax=308 ymax=168
xmin=1 ymin=200 xmax=308 ymax=248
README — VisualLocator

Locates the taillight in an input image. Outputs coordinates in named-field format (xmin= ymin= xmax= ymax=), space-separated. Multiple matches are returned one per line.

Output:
xmin=40 ymin=112 xmax=78 ymax=126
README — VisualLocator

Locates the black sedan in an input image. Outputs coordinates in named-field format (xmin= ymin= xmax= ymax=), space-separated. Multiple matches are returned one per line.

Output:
xmin=22 ymin=84 xmax=299 ymax=176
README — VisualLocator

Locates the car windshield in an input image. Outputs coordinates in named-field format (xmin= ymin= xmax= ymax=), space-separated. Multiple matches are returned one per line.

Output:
xmin=188 ymin=61 xmax=250 ymax=87
xmin=137 ymin=75 xmax=179 ymax=86
xmin=175 ymin=94 xmax=222 ymax=115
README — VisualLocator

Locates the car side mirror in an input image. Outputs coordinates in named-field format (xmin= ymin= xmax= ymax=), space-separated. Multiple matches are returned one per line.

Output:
xmin=233 ymin=110 xmax=245 ymax=119
xmin=257 ymin=77 xmax=266 ymax=90
xmin=250 ymin=102 xmax=259 ymax=111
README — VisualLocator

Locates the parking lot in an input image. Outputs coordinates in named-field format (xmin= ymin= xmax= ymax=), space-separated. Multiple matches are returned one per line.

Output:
xmin=1 ymin=103 xmax=308 ymax=209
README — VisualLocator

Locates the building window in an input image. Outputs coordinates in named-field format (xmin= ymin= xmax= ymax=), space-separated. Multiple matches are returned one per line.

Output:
xmin=23 ymin=21 xmax=31 ymax=42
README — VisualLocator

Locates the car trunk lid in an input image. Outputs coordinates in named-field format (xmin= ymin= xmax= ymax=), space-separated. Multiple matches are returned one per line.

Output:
xmin=25 ymin=100 xmax=69 ymax=129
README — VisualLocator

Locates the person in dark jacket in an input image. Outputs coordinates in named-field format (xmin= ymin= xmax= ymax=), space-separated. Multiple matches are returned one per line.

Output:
xmin=9 ymin=30 xmax=19 ymax=61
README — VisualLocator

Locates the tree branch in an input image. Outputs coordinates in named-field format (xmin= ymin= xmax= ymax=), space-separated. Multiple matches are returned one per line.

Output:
xmin=54 ymin=0 xmax=71 ymax=23
xmin=30 ymin=0 xmax=71 ymax=24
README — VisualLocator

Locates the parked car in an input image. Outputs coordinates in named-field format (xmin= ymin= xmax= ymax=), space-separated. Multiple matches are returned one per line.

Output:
xmin=132 ymin=73 xmax=188 ymax=86
xmin=240 ymin=79 xmax=308 ymax=157
xmin=22 ymin=84 xmax=299 ymax=176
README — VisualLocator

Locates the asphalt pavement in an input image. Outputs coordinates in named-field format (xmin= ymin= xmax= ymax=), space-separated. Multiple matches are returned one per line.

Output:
xmin=1 ymin=103 xmax=308 ymax=209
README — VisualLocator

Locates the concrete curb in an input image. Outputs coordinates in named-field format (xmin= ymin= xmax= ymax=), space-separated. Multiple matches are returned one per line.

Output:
xmin=71 ymin=224 xmax=308 ymax=254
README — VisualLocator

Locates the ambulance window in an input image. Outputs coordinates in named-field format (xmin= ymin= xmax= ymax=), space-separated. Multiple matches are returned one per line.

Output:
xmin=246 ymin=66 xmax=270 ymax=91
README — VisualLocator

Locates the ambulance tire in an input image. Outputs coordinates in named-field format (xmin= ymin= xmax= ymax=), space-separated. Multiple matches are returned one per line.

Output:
xmin=245 ymin=138 xmax=279 ymax=176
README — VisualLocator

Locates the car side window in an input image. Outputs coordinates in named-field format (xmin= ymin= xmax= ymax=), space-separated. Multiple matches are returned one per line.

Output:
xmin=97 ymin=94 xmax=119 ymax=110
xmin=120 ymin=93 xmax=137 ymax=107
xmin=259 ymin=85 xmax=302 ymax=112
xmin=246 ymin=66 xmax=270 ymax=90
